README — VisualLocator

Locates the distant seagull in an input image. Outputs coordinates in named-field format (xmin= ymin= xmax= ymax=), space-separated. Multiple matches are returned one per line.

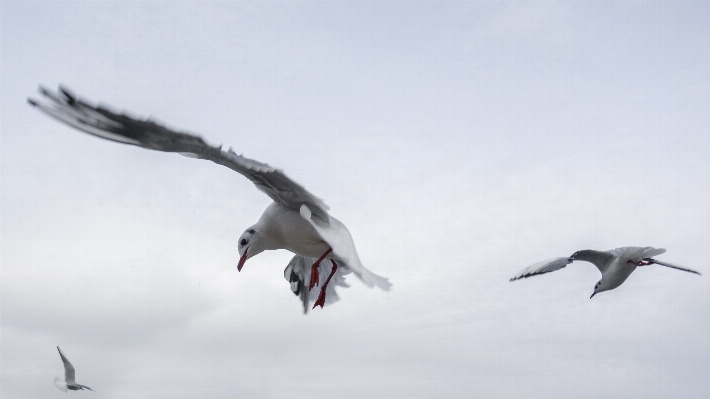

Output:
xmin=510 ymin=246 xmax=701 ymax=298
xmin=54 ymin=347 xmax=93 ymax=393
xmin=29 ymin=86 xmax=391 ymax=311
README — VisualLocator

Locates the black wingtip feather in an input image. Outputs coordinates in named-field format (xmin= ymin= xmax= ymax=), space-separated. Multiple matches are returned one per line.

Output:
xmin=58 ymin=86 xmax=76 ymax=104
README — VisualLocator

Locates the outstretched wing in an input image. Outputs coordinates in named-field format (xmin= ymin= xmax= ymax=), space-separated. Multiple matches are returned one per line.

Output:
xmin=77 ymin=384 xmax=95 ymax=391
xmin=284 ymin=255 xmax=351 ymax=314
xmin=57 ymin=347 xmax=76 ymax=383
xmin=644 ymin=259 xmax=702 ymax=276
xmin=510 ymin=248 xmax=620 ymax=281
xmin=28 ymin=86 xmax=330 ymax=225
xmin=510 ymin=257 xmax=573 ymax=281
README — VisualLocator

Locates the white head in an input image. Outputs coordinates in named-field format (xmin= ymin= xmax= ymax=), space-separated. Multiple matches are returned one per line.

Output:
xmin=590 ymin=279 xmax=613 ymax=299
xmin=237 ymin=227 xmax=265 ymax=271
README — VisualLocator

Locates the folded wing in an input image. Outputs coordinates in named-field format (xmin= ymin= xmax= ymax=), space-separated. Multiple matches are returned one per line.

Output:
xmin=28 ymin=86 xmax=330 ymax=225
xmin=284 ymin=255 xmax=351 ymax=314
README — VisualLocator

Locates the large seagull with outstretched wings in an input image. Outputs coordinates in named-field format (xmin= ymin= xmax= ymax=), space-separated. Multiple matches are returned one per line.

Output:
xmin=29 ymin=86 xmax=391 ymax=312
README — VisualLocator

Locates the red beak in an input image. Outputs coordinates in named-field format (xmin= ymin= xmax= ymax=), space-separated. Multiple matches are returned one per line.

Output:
xmin=590 ymin=291 xmax=597 ymax=299
xmin=238 ymin=249 xmax=248 ymax=272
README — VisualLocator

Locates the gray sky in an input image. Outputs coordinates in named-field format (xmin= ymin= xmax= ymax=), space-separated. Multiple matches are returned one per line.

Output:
xmin=2 ymin=2 xmax=709 ymax=398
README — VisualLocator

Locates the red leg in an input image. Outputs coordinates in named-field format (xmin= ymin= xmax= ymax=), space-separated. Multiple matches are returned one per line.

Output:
xmin=309 ymin=247 xmax=333 ymax=290
xmin=313 ymin=260 xmax=338 ymax=310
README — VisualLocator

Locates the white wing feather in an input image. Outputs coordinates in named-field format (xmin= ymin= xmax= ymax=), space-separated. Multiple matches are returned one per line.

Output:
xmin=300 ymin=205 xmax=391 ymax=290
xmin=608 ymin=246 xmax=666 ymax=259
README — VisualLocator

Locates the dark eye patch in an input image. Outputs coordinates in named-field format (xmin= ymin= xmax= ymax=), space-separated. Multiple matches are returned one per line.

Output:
xmin=240 ymin=238 xmax=248 ymax=246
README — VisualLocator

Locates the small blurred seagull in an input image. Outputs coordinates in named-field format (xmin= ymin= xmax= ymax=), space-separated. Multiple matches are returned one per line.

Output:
xmin=510 ymin=246 xmax=701 ymax=298
xmin=29 ymin=86 xmax=391 ymax=311
xmin=54 ymin=347 xmax=93 ymax=393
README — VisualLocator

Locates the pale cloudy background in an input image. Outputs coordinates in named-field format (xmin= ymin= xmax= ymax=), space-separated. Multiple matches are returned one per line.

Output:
xmin=2 ymin=2 xmax=709 ymax=398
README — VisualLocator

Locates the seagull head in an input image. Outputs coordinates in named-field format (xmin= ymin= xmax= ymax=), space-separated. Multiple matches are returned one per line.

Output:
xmin=590 ymin=279 xmax=610 ymax=299
xmin=237 ymin=227 xmax=264 ymax=271
xmin=590 ymin=280 xmax=602 ymax=298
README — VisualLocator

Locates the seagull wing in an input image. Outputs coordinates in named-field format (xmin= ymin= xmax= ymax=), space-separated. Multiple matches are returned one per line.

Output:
xmin=300 ymin=206 xmax=391 ymax=290
xmin=509 ymin=257 xmax=573 ymax=281
xmin=576 ymin=249 xmax=616 ymax=274
xmin=28 ymin=86 xmax=330 ymax=225
xmin=57 ymin=347 xmax=76 ymax=384
xmin=644 ymin=259 xmax=702 ymax=276
xmin=284 ymin=255 xmax=351 ymax=314
xmin=284 ymin=255 xmax=311 ymax=313
xmin=77 ymin=384 xmax=95 ymax=391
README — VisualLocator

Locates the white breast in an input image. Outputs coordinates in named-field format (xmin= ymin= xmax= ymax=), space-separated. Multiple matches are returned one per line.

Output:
xmin=258 ymin=203 xmax=330 ymax=258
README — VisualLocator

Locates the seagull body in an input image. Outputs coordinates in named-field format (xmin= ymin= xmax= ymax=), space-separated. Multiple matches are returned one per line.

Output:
xmin=54 ymin=347 xmax=93 ymax=393
xmin=510 ymin=246 xmax=701 ymax=298
xmin=29 ymin=86 xmax=390 ymax=312
xmin=241 ymin=202 xmax=386 ymax=285
xmin=244 ymin=202 xmax=330 ymax=259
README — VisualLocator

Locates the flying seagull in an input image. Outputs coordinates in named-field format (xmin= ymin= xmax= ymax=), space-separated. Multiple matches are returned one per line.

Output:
xmin=54 ymin=347 xmax=93 ymax=393
xmin=29 ymin=86 xmax=391 ymax=311
xmin=510 ymin=246 xmax=701 ymax=298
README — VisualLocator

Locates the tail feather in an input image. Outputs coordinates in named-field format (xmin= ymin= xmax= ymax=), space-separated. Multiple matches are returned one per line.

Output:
xmin=353 ymin=267 xmax=392 ymax=291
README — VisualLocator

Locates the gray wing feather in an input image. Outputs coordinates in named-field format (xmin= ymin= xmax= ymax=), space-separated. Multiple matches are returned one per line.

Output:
xmin=284 ymin=255 xmax=350 ymax=314
xmin=575 ymin=250 xmax=616 ymax=273
xmin=284 ymin=256 xmax=310 ymax=314
xmin=644 ymin=259 xmax=702 ymax=276
xmin=29 ymin=86 xmax=330 ymax=225
xmin=510 ymin=249 xmax=619 ymax=281
xmin=77 ymin=384 xmax=94 ymax=391
xmin=510 ymin=257 xmax=572 ymax=281
xmin=57 ymin=347 xmax=76 ymax=383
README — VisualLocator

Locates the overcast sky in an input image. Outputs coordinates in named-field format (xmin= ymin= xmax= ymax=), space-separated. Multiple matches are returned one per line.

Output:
xmin=2 ymin=2 xmax=709 ymax=398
